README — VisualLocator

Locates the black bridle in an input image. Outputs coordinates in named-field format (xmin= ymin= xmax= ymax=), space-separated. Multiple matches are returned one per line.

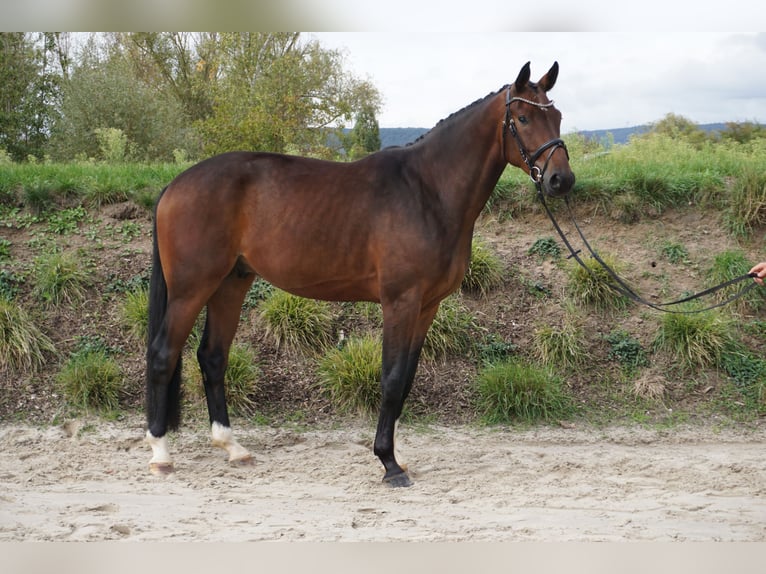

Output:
xmin=502 ymin=86 xmax=759 ymax=314
xmin=502 ymin=85 xmax=569 ymax=185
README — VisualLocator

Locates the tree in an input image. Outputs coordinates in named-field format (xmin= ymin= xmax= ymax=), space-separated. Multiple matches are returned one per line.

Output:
xmin=48 ymin=34 xmax=194 ymax=162
xmin=349 ymin=104 xmax=381 ymax=159
xmin=195 ymin=33 xmax=381 ymax=157
xmin=0 ymin=33 xmax=61 ymax=161
xmin=647 ymin=113 xmax=709 ymax=148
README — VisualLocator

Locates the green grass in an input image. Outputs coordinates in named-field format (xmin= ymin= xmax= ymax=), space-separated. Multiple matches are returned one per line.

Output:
xmin=31 ymin=251 xmax=92 ymax=307
xmin=317 ymin=334 xmax=382 ymax=416
xmin=258 ymin=290 xmax=334 ymax=355
xmin=566 ymin=253 xmax=630 ymax=312
xmin=422 ymin=295 xmax=476 ymax=361
xmin=0 ymin=296 xmax=56 ymax=371
xmin=653 ymin=308 xmax=735 ymax=373
xmin=724 ymin=164 xmax=766 ymax=236
xmin=56 ymin=350 xmax=122 ymax=412
xmin=474 ymin=358 xmax=573 ymax=424
xmin=121 ymin=287 xmax=149 ymax=342
xmin=532 ymin=319 xmax=587 ymax=370
xmin=461 ymin=238 xmax=504 ymax=296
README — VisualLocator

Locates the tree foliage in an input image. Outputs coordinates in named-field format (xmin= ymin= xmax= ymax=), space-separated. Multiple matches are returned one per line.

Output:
xmin=0 ymin=33 xmax=62 ymax=160
xmin=349 ymin=104 xmax=381 ymax=159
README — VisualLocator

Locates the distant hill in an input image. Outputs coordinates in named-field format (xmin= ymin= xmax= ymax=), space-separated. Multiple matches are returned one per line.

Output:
xmin=379 ymin=127 xmax=428 ymax=148
xmin=378 ymin=123 xmax=742 ymax=150
xmin=576 ymin=123 xmax=731 ymax=146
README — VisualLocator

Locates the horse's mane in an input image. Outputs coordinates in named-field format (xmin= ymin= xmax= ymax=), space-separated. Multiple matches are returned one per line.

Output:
xmin=404 ymin=85 xmax=510 ymax=147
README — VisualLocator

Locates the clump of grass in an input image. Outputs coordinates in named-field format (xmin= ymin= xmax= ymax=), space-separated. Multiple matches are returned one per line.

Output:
xmin=0 ymin=296 xmax=56 ymax=371
xmin=462 ymin=238 xmax=504 ymax=296
xmin=707 ymin=249 xmax=765 ymax=314
xmin=532 ymin=319 xmax=587 ymax=369
xmin=609 ymin=191 xmax=642 ymax=223
xmin=474 ymin=358 xmax=572 ymax=424
xmin=258 ymin=290 xmax=334 ymax=354
xmin=32 ymin=251 xmax=92 ymax=307
xmin=566 ymin=253 xmax=629 ymax=312
xmin=527 ymin=237 xmax=561 ymax=260
xmin=121 ymin=287 xmax=149 ymax=342
xmin=653 ymin=307 xmax=734 ymax=373
xmin=317 ymin=334 xmax=382 ymax=416
xmin=725 ymin=165 xmax=766 ymax=236
xmin=422 ymin=295 xmax=476 ymax=361
xmin=56 ymin=349 xmax=122 ymax=412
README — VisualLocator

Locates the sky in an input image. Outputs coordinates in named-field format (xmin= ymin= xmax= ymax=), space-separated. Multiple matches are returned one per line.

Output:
xmin=312 ymin=32 xmax=766 ymax=133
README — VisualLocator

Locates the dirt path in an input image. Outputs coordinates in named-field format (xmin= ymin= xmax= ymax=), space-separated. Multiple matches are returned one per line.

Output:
xmin=1 ymin=417 xmax=764 ymax=541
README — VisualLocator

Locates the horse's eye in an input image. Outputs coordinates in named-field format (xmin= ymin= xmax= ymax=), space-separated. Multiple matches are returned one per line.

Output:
xmin=518 ymin=115 xmax=528 ymax=125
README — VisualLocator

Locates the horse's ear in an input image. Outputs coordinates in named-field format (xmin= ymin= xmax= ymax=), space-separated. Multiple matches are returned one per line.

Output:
xmin=514 ymin=61 xmax=531 ymax=93
xmin=538 ymin=61 xmax=559 ymax=92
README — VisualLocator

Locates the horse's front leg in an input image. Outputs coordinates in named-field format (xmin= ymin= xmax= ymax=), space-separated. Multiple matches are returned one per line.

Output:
xmin=374 ymin=298 xmax=439 ymax=487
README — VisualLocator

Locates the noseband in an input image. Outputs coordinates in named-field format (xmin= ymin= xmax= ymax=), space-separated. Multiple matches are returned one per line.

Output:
xmin=502 ymin=85 xmax=568 ymax=186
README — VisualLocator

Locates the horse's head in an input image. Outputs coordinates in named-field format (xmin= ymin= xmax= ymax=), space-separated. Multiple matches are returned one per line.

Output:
xmin=502 ymin=61 xmax=575 ymax=197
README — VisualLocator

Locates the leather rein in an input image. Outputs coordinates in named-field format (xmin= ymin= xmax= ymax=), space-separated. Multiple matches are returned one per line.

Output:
xmin=501 ymin=86 xmax=758 ymax=314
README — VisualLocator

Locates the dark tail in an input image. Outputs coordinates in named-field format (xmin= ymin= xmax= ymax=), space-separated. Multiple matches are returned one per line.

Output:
xmin=146 ymin=187 xmax=182 ymax=431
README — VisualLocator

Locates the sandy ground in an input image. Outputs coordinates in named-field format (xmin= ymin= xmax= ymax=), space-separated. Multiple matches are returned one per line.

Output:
xmin=1 ymin=417 xmax=765 ymax=542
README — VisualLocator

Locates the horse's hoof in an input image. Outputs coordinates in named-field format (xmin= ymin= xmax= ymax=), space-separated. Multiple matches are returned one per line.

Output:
xmin=149 ymin=462 xmax=174 ymax=476
xmin=229 ymin=454 xmax=254 ymax=467
xmin=383 ymin=471 xmax=412 ymax=488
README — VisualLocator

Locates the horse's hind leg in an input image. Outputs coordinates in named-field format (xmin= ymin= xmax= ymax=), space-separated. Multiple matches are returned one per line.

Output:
xmin=197 ymin=267 xmax=256 ymax=465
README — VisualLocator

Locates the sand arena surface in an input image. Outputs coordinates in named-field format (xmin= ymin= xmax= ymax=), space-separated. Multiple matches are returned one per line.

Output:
xmin=1 ymin=417 xmax=764 ymax=542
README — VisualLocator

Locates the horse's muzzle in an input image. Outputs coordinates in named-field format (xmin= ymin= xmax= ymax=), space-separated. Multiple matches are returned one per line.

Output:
xmin=544 ymin=169 xmax=575 ymax=197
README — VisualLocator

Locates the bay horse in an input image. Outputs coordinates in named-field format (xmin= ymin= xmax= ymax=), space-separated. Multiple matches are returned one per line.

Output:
xmin=145 ymin=61 xmax=575 ymax=487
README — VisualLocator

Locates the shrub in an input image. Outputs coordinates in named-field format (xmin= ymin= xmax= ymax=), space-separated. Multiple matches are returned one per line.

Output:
xmin=318 ymin=334 xmax=382 ymax=416
xmin=56 ymin=350 xmax=122 ymax=411
xmin=422 ymin=295 xmax=476 ymax=361
xmin=258 ymin=289 xmax=334 ymax=354
xmin=653 ymin=308 xmax=734 ymax=373
xmin=121 ymin=287 xmax=149 ymax=342
xmin=32 ymin=251 xmax=92 ymax=307
xmin=474 ymin=358 xmax=572 ymax=424
xmin=566 ymin=253 xmax=629 ymax=312
xmin=0 ymin=296 xmax=56 ymax=371
xmin=461 ymin=238 xmax=504 ymax=296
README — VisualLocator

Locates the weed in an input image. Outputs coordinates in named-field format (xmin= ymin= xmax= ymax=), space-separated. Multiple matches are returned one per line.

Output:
xmin=462 ymin=238 xmax=504 ymax=296
xmin=0 ymin=296 xmax=56 ymax=371
xmin=720 ymin=347 xmax=766 ymax=411
xmin=474 ymin=358 xmax=572 ymax=424
xmin=0 ymin=269 xmax=22 ymax=300
xmin=527 ymin=237 xmax=562 ymax=259
xmin=0 ymin=238 xmax=10 ymax=261
xmin=659 ymin=240 xmax=689 ymax=264
xmin=242 ymin=278 xmax=275 ymax=309
xmin=56 ymin=349 xmax=122 ymax=412
xmin=258 ymin=289 xmax=334 ymax=354
xmin=605 ymin=329 xmax=649 ymax=371
xmin=476 ymin=333 xmax=517 ymax=365
xmin=46 ymin=206 xmax=88 ymax=234
xmin=32 ymin=251 xmax=92 ymax=307
xmin=318 ymin=334 xmax=382 ymax=416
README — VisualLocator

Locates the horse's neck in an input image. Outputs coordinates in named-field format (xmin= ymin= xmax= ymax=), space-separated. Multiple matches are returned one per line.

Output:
xmin=415 ymin=99 xmax=506 ymax=227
